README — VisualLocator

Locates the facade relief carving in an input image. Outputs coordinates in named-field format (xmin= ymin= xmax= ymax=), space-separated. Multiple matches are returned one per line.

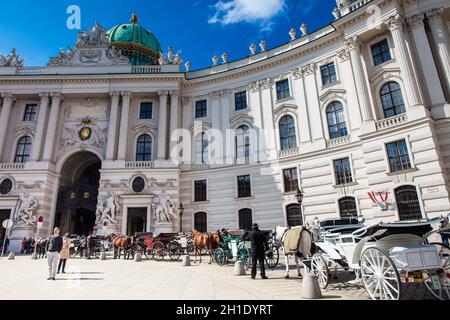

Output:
xmin=15 ymin=193 xmax=39 ymax=227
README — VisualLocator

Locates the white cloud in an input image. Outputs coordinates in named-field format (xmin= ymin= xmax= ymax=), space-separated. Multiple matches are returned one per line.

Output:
xmin=208 ymin=0 xmax=286 ymax=28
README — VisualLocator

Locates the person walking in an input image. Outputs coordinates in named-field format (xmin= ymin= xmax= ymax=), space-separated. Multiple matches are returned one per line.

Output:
xmin=86 ymin=232 xmax=93 ymax=260
xmin=47 ymin=228 xmax=63 ymax=281
xmin=21 ymin=237 xmax=27 ymax=254
xmin=58 ymin=233 xmax=71 ymax=274
xmin=247 ymin=223 xmax=269 ymax=280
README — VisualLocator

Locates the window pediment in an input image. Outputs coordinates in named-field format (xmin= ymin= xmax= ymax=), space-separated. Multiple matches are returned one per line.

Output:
xmin=15 ymin=125 xmax=35 ymax=137
xmin=319 ymin=89 xmax=346 ymax=106
xmin=370 ymin=68 xmax=401 ymax=88
xmin=230 ymin=114 xmax=254 ymax=128
xmin=273 ymin=103 xmax=297 ymax=121
xmin=133 ymin=123 xmax=156 ymax=135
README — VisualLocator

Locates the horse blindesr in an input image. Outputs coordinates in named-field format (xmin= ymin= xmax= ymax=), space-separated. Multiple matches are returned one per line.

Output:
xmin=191 ymin=230 xmax=220 ymax=264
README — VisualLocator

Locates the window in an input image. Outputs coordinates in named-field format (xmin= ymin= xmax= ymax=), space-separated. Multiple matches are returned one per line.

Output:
xmin=339 ymin=197 xmax=358 ymax=218
xmin=286 ymin=204 xmax=303 ymax=227
xmin=235 ymin=91 xmax=248 ymax=111
xmin=387 ymin=140 xmax=411 ymax=173
xmin=395 ymin=186 xmax=423 ymax=221
xmin=380 ymin=82 xmax=406 ymax=118
xmin=139 ymin=102 xmax=153 ymax=120
xmin=23 ymin=104 xmax=38 ymax=121
xmin=276 ymin=79 xmax=290 ymax=100
xmin=194 ymin=180 xmax=207 ymax=202
xmin=334 ymin=158 xmax=353 ymax=185
xmin=327 ymin=101 xmax=348 ymax=139
xmin=194 ymin=212 xmax=207 ymax=232
xmin=136 ymin=134 xmax=152 ymax=161
xmin=283 ymin=168 xmax=299 ymax=193
xmin=0 ymin=179 xmax=13 ymax=195
xmin=321 ymin=63 xmax=337 ymax=86
xmin=132 ymin=177 xmax=145 ymax=193
xmin=14 ymin=136 xmax=32 ymax=163
xmin=195 ymin=100 xmax=207 ymax=118
xmin=238 ymin=209 xmax=253 ymax=230
xmin=279 ymin=115 xmax=297 ymax=150
xmin=371 ymin=39 xmax=392 ymax=66
xmin=237 ymin=175 xmax=251 ymax=198
xmin=235 ymin=125 xmax=250 ymax=164
xmin=195 ymin=132 xmax=209 ymax=164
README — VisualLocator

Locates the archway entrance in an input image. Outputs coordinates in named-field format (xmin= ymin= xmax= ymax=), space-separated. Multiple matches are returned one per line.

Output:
xmin=54 ymin=152 xmax=102 ymax=236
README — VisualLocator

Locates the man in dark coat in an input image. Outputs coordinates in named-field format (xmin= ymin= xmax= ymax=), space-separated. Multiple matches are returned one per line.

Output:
xmin=47 ymin=228 xmax=63 ymax=280
xmin=247 ymin=223 xmax=269 ymax=280
xmin=86 ymin=232 xmax=94 ymax=260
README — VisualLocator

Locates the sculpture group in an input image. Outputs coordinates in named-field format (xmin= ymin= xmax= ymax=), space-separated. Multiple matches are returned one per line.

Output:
xmin=16 ymin=193 xmax=39 ymax=226
xmin=0 ymin=48 xmax=24 ymax=67
xmin=152 ymin=195 xmax=178 ymax=224
xmin=96 ymin=193 xmax=121 ymax=225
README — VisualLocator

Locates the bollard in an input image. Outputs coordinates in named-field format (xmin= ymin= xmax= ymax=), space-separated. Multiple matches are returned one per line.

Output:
xmin=302 ymin=273 xmax=323 ymax=299
xmin=100 ymin=252 xmax=107 ymax=261
xmin=234 ymin=261 xmax=246 ymax=276
xmin=182 ymin=255 xmax=191 ymax=267
xmin=8 ymin=252 xmax=15 ymax=260
xmin=31 ymin=252 xmax=38 ymax=260
xmin=134 ymin=252 xmax=142 ymax=262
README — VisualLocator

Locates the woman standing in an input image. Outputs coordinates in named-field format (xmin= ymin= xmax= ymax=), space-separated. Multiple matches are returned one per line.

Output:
xmin=58 ymin=233 xmax=71 ymax=274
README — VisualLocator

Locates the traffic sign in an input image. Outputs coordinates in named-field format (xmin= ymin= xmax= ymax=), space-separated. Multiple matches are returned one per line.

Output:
xmin=2 ymin=219 xmax=13 ymax=229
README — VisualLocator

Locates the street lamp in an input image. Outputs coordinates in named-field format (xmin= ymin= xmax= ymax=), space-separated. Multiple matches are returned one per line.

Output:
xmin=295 ymin=189 xmax=305 ymax=226
xmin=178 ymin=202 xmax=184 ymax=233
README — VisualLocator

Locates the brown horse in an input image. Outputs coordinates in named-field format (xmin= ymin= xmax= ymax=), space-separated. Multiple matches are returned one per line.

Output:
xmin=191 ymin=230 xmax=220 ymax=264
xmin=109 ymin=233 xmax=133 ymax=260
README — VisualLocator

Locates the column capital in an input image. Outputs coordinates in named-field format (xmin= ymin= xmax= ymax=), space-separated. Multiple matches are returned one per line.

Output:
xmin=219 ymin=89 xmax=231 ymax=97
xmin=300 ymin=63 xmax=314 ymax=76
xmin=1 ymin=93 xmax=15 ymax=101
xmin=169 ymin=90 xmax=180 ymax=98
xmin=407 ymin=14 xmax=425 ymax=29
xmin=50 ymin=92 xmax=64 ymax=101
xmin=121 ymin=91 xmax=131 ymax=99
xmin=38 ymin=92 xmax=50 ymax=99
xmin=259 ymin=78 xmax=271 ymax=90
xmin=249 ymin=81 xmax=260 ymax=93
xmin=337 ymin=48 xmax=351 ymax=62
xmin=427 ymin=8 xmax=444 ymax=22
xmin=181 ymin=96 xmax=192 ymax=105
xmin=109 ymin=91 xmax=121 ymax=98
xmin=158 ymin=90 xmax=169 ymax=98
xmin=385 ymin=14 xmax=404 ymax=32
xmin=209 ymin=91 xmax=220 ymax=100
xmin=345 ymin=36 xmax=361 ymax=51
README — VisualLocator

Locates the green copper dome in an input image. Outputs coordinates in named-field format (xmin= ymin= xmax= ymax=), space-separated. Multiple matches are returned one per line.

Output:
xmin=108 ymin=14 xmax=162 ymax=66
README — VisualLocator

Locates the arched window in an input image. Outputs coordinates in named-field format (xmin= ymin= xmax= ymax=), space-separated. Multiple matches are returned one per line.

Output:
xmin=136 ymin=134 xmax=152 ymax=161
xmin=326 ymin=101 xmax=348 ymax=139
xmin=395 ymin=186 xmax=423 ymax=221
xmin=380 ymin=82 xmax=406 ymax=118
xmin=195 ymin=132 xmax=209 ymax=164
xmin=238 ymin=209 xmax=253 ymax=230
xmin=14 ymin=136 xmax=32 ymax=163
xmin=286 ymin=204 xmax=303 ymax=227
xmin=194 ymin=212 xmax=207 ymax=232
xmin=339 ymin=197 xmax=358 ymax=218
xmin=235 ymin=125 xmax=250 ymax=164
xmin=279 ymin=115 xmax=297 ymax=150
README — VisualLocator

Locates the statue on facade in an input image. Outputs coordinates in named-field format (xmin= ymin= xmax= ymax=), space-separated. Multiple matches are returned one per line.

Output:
xmin=96 ymin=193 xmax=121 ymax=225
xmin=158 ymin=47 xmax=183 ymax=65
xmin=0 ymin=48 xmax=25 ymax=67
xmin=16 ymin=193 xmax=39 ymax=226
xmin=152 ymin=195 xmax=177 ymax=224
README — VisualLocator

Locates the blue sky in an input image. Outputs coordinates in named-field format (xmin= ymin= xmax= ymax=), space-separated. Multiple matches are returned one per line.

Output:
xmin=0 ymin=0 xmax=336 ymax=70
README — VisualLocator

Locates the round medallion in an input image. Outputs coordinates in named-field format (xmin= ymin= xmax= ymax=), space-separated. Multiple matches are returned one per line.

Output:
xmin=132 ymin=177 xmax=146 ymax=193
xmin=79 ymin=127 xmax=92 ymax=141
xmin=0 ymin=179 xmax=13 ymax=195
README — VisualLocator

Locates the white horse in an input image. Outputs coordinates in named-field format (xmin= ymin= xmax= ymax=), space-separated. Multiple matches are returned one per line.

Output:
xmin=273 ymin=226 xmax=314 ymax=279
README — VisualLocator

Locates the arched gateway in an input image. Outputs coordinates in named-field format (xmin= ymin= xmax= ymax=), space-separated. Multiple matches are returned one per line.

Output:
xmin=54 ymin=151 xmax=102 ymax=236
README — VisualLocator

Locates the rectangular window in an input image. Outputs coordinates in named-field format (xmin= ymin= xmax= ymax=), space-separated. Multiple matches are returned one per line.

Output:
xmin=276 ymin=79 xmax=291 ymax=101
xmin=334 ymin=158 xmax=353 ymax=185
xmin=387 ymin=140 xmax=412 ymax=172
xmin=139 ymin=102 xmax=153 ymax=120
xmin=234 ymin=91 xmax=248 ymax=111
xmin=321 ymin=63 xmax=337 ymax=86
xmin=283 ymin=168 xmax=299 ymax=193
xmin=237 ymin=175 xmax=252 ymax=198
xmin=194 ymin=180 xmax=207 ymax=202
xmin=23 ymin=104 xmax=38 ymax=121
xmin=195 ymin=100 xmax=208 ymax=118
xmin=371 ymin=39 xmax=392 ymax=66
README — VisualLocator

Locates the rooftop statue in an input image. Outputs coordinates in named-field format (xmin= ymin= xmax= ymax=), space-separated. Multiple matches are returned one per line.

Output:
xmin=159 ymin=46 xmax=183 ymax=65
xmin=0 ymin=48 xmax=25 ymax=67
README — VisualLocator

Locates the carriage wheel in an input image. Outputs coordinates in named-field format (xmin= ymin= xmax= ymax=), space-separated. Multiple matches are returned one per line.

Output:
xmin=361 ymin=247 xmax=401 ymax=300
xmin=311 ymin=254 xmax=329 ymax=289
xmin=152 ymin=242 xmax=166 ymax=261
xmin=168 ymin=242 xmax=182 ymax=261
xmin=238 ymin=248 xmax=251 ymax=271
xmin=265 ymin=246 xmax=279 ymax=269
xmin=423 ymin=243 xmax=450 ymax=300
xmin=213 ymin=248 xmax=226 ymax=266
xmin=186 ymin=242 xmax=195 ymax=256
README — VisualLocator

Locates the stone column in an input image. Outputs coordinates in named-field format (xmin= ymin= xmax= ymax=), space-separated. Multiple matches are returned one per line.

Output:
xmin=292 ymin=68 xmax=312 ymax=143
xmin=105 ymin=92 xmax=120 ymax=160
xmin=220 ymin=90 xmax=232 ymax=165
xmin=408 ymin=14 xmax=447 ymax=108
xmin=427 ymin=9 xmax=450 ymax=95
xmin=0 ymin=93 xmax=14 ymax=160
xmin=42 ymin=93 xmax=63 ymax=162
xmin=117 ymin=92 xmax=131 ymax=161
xmin=30 ymin=93 xmax=50 ymax=161
xmin=157 ymin=91 xmax=169 ymax=160
xmin=210 ymin=91 xmax=222 ymax=164
xmin=346 ymin=37 xmax=375 ymax=124
xmin=260 ymin=79 xmax=277 ymax=160
xmin=386 ymin=15 xmax=422 ymax=107
xmin=169 ymin=90 xmax=180 ymax=162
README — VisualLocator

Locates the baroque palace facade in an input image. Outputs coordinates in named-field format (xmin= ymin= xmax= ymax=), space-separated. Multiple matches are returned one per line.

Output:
xmin=1 ymin=0 xmax=450 ymax=250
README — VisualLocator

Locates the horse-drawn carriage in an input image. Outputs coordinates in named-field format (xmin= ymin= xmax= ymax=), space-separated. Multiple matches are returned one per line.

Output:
xmin=309 ymin=216 xmax=450 ymax=300
xmin=212 ymin=230 xmax=252 ymax=269
xmin=70 ymin=235 xmax=110 ymax=259
xmin=130 ymin=232 xmax=184 ymax=261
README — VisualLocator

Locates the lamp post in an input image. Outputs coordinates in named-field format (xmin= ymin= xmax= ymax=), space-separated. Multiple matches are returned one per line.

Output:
xmin=296 ymin=189 xmax=305 ymax=226
xmin=178 ymin=202 xmax=184 ymax=233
